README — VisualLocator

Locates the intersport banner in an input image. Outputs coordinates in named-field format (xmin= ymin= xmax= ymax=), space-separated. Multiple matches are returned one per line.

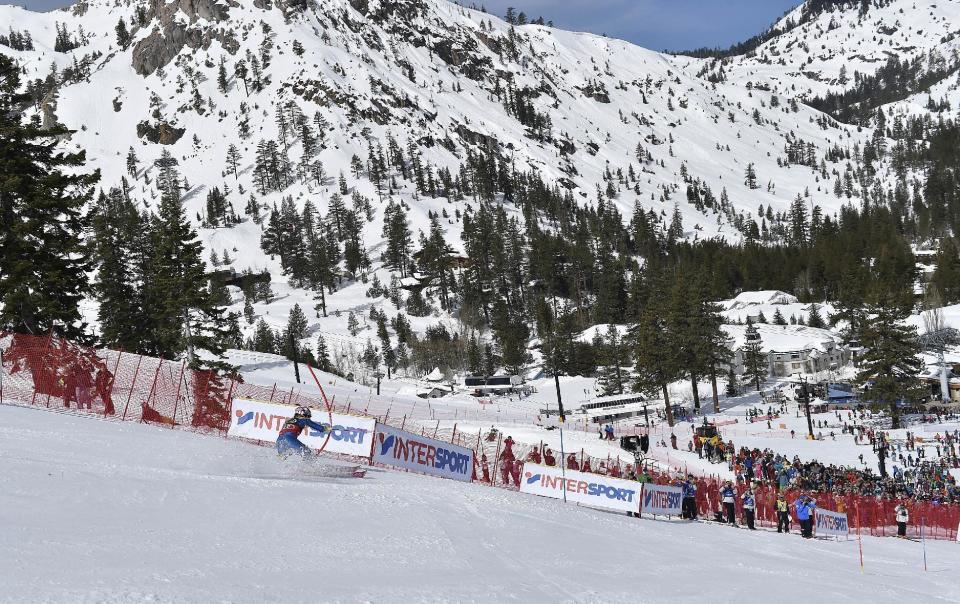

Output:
xmin=228 ymin=398 xmax=376 ymax=458
xmin=640 ymin=484 xmax=684 ymax=516
xmin=520 ymin=464 xmax=641 ymax=514
xmin=814 ymin=508 xmax=849 ymax=538
xmin=372 ymin=423 xmax=474 ymax=482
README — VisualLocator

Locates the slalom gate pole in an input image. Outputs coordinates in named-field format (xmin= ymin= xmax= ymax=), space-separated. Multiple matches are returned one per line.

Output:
xmin=559 ymin=424 xmax=567 ymax=503
xmin=304 ymin=363 xmax=332 ymax=409
xmin=922 ymin=517 xmax=928 ymax=572
xmin=856 ymin=503 xmax=864 ymax=572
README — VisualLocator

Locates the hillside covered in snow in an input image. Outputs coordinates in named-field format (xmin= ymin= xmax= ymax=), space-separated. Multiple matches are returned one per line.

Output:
xmin=2 ymin=0 xmax=958 ymax=386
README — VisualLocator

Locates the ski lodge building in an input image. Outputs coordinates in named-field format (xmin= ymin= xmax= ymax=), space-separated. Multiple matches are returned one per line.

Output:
xmin=724 ymin=323 xmax=852 ymax=379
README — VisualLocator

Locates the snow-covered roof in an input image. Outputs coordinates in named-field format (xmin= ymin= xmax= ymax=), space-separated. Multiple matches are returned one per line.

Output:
xmin=723 ymin=291 xmax=798 ymax=309
xmin=580 ymin=392 xmax=647 ymax=408
xmin=719 ymin=290 xmax=836 ymax=327
xmin=722 ymin=324 xmax=844 ymax=354
xmin=576 ymin=324 xmax=629 ymax=343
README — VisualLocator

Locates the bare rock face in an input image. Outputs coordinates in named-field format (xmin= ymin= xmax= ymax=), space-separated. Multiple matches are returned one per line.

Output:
xmin=137 ymin=120 xmax=186 ymax=145
xmin=40 ymin=88 xmax=60 ymax=132
xmin=131 ymin=0 xmax=237 ymax=76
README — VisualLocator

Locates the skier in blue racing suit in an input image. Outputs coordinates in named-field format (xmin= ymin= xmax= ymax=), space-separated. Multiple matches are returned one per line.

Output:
xmin=276 ymin=406 xmax=328 ymax=458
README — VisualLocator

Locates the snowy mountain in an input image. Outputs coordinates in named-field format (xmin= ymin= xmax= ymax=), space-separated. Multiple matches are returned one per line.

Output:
xmin=680 ymin=0 xmax=960 ymax=120
xmin=0 ymin=0 xmax=947 ymax=370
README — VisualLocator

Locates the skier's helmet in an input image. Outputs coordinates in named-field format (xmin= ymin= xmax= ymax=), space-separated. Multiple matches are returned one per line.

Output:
xmin=294 ymin=406 xmax=312 ymax=419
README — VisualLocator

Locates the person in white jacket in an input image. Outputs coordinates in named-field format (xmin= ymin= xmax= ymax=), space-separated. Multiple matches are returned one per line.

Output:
xmin=895 ymin=502 xmax=909 ymax=538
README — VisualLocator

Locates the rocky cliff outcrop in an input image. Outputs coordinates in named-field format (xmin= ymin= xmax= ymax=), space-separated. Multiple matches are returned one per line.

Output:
xmin=131 ymin=0 xmax=238 ymax=76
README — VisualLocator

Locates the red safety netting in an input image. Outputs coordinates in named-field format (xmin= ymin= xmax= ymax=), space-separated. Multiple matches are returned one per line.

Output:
xmin=0 ymin=331 xmax=333 ymax=432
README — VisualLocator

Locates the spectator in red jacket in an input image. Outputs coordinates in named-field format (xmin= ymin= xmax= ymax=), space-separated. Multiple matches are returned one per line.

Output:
xmin=526 ymin=448 xmax=542 ymax=464
xmin=511 ymin=459 xmax=523 ymax=486
xmin=502 ymin=436 xmax=515 ymax=461
xmin=544 ymin=448 xmax=557 ymax=466
xmin=500 ymin=456 xmax=512 ymax=485
xmin=567 ymin=453 xmax=580 ymax=471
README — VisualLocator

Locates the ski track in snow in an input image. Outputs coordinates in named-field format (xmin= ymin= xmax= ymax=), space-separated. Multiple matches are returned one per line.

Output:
xmin=2 ymin=404 xmax=959 ymax=603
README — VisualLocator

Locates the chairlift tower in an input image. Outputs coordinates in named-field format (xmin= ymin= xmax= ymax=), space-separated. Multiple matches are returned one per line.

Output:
xmin=919 ymin=311 xmax=959 ymax=404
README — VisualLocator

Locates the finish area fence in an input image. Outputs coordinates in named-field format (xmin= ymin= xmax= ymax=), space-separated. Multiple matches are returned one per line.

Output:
xmin=2 ymin=332 xmax=958 ymax=541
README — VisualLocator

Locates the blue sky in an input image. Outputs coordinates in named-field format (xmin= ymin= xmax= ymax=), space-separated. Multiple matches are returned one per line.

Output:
xmin=478 ymin=0 xmax=802 ymax=50
xmin=12 ymin=0 xmax=802 ymax=51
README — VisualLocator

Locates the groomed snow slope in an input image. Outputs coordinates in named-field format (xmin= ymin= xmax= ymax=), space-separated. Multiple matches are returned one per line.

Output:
xmin=2 ymin=405 xmax=958 ymax=603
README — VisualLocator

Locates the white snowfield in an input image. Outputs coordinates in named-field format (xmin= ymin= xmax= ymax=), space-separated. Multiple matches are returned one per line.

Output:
xmin=2 ymin=404 xmax=958 ymax=604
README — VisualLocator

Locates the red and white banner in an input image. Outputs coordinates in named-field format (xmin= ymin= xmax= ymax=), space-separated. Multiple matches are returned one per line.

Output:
xmin=228 ymin=398 xmax=375 ymax=458
xmin=520 ymin=463 xmax=641 ymax=514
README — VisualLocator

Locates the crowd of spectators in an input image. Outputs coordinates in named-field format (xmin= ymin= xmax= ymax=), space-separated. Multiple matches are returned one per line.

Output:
xmin=725 ymin=439 xmax=960 ymax=505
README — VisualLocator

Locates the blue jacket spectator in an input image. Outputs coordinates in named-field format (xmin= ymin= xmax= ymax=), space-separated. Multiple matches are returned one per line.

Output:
xmin=794 ymin=498 xmax=816 ymax=520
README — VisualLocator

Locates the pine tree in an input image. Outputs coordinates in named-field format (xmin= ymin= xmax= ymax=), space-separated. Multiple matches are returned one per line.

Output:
xmin=243 ymin=296 xmax=255 ymax=325
xmin=416 ymin=215 xmax=455 ymax=311
xmin=691 ymin=283 xmax=732 ymax=411
xmin=126 ymin=146 xmax=138 ymax=178
xmin=217 ymin=57 xmax=229 ymax=94
xmin=316 ymin=334 xmax=331 ymax=372
xmin=327 ymin=193 xmax=346 ymax=240
xmin=115 ymin=18 xmax=130 ymax=49
xmin=244 ymin=194 xmax=261 ymax=223
xmin=466 ymin=334 xmax=483 ymax=375
xmin=772 ymin=307 xmax=787 ymax=325
xmin=856 ymin=301 xmax=923 ymax=429
xmin=630 ymin=278 xmax=683 ymax=426
xmin=807 ymin=303 xmax=826 ymax=328
xmin=491 ymin=299 xmax=530 ymax=375
xmin=595 ymin=324 xmax=628 ymax=396
xmin=226 ymin=144 xmax=241 ymax=180
xmin=307 ymin=218 xmax=337 ymax=317
xmin=725 ymin=365 xmax=738 ymax=398
xmin=145 ymin=151 xmax=232 ymax=369
xmin=0 ymin=55 xmax=99 ymax=340
xmin=742 ymin=323 xmax=766 ymax=391
xmin=744 ymin=163 xmax=758 ymax=189
xmin=252 ymin=318 xmax=275 ymax=354
xmin=281 ymin=303 xmax=308 ymax=382
xmin=382 ymin=200 xmax=412 ymax=276
xmin=234 ymin=60 xmax=249 ymax=96
xmin=341 ymin=209 xmax=369 ymax=277
xmin=930 ymin=238 xmax=960 ymax=304
xmin=90 ymin=188 xmax=146 ymax=350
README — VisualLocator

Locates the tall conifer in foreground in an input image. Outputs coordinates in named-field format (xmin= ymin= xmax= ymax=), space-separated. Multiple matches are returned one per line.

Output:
xmin=0 ymin=55 xmax=99 ymax=340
